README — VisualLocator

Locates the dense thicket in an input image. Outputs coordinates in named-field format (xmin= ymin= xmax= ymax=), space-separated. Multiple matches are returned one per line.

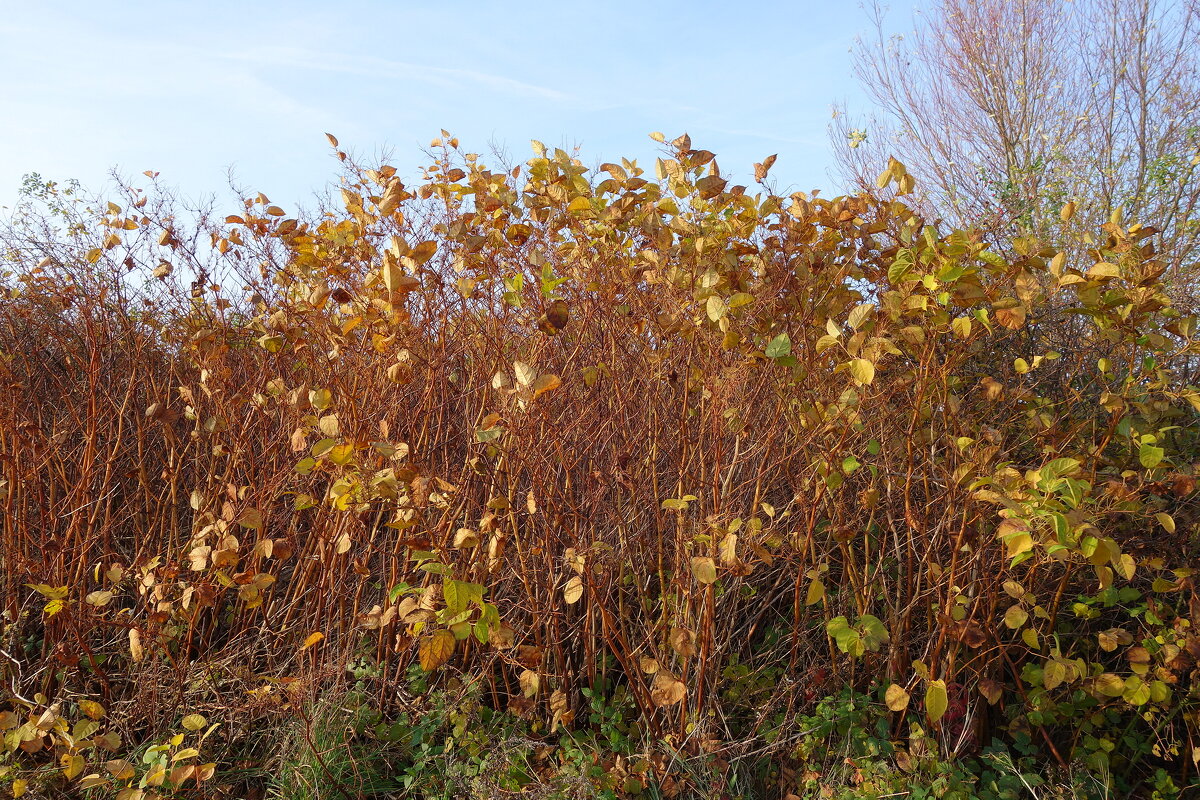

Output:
xmin=0 ymin=135 xmax=1197 ymax=798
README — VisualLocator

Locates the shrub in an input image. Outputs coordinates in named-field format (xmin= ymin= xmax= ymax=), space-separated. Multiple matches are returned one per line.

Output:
xmin=0 ymin=136 xmax=1197 ymax=797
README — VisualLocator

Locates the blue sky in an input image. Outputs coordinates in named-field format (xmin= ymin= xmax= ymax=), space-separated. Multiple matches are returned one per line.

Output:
xmin=0 ymin=1 xmax=920 ymax=212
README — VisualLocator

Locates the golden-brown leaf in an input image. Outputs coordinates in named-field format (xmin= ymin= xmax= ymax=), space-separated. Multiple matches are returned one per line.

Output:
xmin=419 ymin=629 xmax=456 ymax=671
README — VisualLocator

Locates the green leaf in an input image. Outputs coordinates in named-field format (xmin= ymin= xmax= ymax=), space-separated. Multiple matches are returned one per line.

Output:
xmin=888 ymin=254 xmax=914 ymax=284
xmin=1122 ymin=676 xmax=1150 ymax=705
xmin=826 ymin=616 xmax=865 ymax=657
xmin=1139 ymin=444 xmax=1164 ymax=469
xmin=765 ymin=332 xmax=792 ymax=359
xmin=858 ymin=614 xmax=889 ymax=649
xmin=443 ymin=579 xmax=468 ymax=614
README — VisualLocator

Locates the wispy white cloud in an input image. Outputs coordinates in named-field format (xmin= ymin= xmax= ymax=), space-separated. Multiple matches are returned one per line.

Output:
xmin=215 ymin=45 xmax=574 ymax=104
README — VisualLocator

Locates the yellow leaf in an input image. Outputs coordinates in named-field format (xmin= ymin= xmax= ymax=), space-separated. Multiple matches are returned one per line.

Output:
xmin=145 ymin=764 xmax=166 ymax=786
xmin=1094 ymin=673 xmax=1125 ymax=697
xmin=847 ymin=302 xmax=873 ymax=330
xmin=1114 ymin=553 xmax=1136 ymax=580
xmin=79 ymin=774 xmax=107 ymax=790
xmin=237 ymin=508 xmax=263 ymax=529
xmin=925 ymin=679 xmax=948 ymax=723
xmin=531 ymin=373 xmax=562 ymax=400
xmin=1004 ymin=604 xmax=1029 ymax=629
xmin=453 ymin=529 xmax=480 ymax=548
xmin=563 ymin=576 xmax=584 ymax=604
xmin=848 ymin=358 xmax=875 ymax=385
xmin=12 ymin=778 xmax=27 ymax=797
xmin=805 ymin=578 xmax=825 ymax=606
xmin=79 ymin=700 xmax=106 ymax=720
xmin=300 ymin=632 xmax=325 ymax=650
xmin=418 ymin=629 xmax=456 ymax=671
xmin=718 ymin=533 xmax=738 ymax=566
xmin=329 ymin=443 xmax=355 ymax=466
xmin=1087 ymin=261 xmax=1121 ymax=279
xmin=378 ymin=177 xmax=404 ymax=215
xmin=318 ymin=414 xmax=340 ymax=437
xmin=1043 ymin=659 xmax=1067 ymax=691
xmin=706 ymin=295 xmax=726 ymax=321
xmin=382 ymin=260 xmax=404 ymax=293
xmin=997 ymin=518 xmax=1033 ymax=558
xmin=85 ymin=590 xmax=114 ymax=607
xmin=885 ymin=683 xmax=910 ymax=711
xmin=513 ymin=361 xmax=536 ymax=387
xmin=519 ymin=669 xmax=540 ymax=698
xmin=62 ymin=753 xmax=85 ymax=781
xmin=1155 ymin=512 xmax=1175 ymax=534
xmin=181 ymin=713 xmax=207 ymax=731
xmin=690 ymin=556 xmax=717 ymax=585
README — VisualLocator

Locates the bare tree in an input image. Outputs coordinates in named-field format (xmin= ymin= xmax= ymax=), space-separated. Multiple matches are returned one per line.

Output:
xmin=834 ymin=0 xmax=1200 ymax=295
